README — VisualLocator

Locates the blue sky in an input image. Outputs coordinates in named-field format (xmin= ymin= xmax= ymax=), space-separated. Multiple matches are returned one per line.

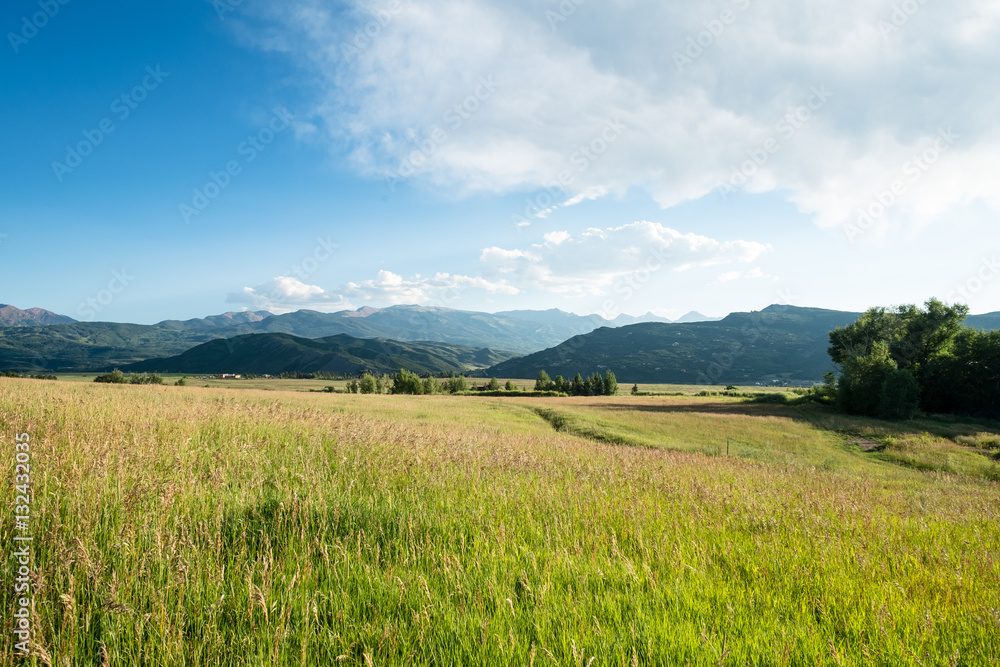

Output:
xmin=2 ymin=0 xmax=998 ymax=324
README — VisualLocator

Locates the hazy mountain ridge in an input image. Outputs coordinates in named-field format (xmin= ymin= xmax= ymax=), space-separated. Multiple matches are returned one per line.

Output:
xmin=2 ymin=303 xmax=998 ymax=377
xmin=126 ymin=333 xmax=515 ymax=376
xmin=155 ymin=310 xmax=273 ymax=330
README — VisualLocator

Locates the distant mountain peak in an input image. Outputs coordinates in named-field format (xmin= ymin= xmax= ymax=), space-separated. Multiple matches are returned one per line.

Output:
xmin=0 ymin=304 xmax=76 ymax=327
xmin=343 ymin=306 xmax=380 ymax=318
xmin=224 ymin=310 xmax=272 ymax=322
xmin=674 ymin=311 xmax=721 ymax=323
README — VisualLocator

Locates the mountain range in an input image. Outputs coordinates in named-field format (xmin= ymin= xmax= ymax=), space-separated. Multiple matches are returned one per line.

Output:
xmin=0 ymin=304 xmax=720 ymax=371
xmin=485 ymin=306 xmax=1000 ymax=384
xmin=126 ymin=333 xmax=511 ymax=376
xmin=2 ymin=302 xmax=998 ymax=381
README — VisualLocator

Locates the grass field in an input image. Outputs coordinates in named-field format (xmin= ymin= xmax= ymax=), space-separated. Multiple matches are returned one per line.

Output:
xmin=52 ymin=373 xmax=792 ymax=396
xmin=2 ymin=378 xmax=999 ymax=665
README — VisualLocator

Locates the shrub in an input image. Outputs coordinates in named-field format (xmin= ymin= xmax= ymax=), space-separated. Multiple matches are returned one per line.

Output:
xmin=94 ymin=370 xmax=127 ymax=384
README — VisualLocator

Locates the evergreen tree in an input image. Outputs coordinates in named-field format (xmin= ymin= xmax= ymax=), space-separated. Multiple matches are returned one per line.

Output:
xmin=604 ymin=370 xmax=618 ymax=396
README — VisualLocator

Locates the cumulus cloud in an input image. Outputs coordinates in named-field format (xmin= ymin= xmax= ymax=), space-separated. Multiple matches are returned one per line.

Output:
xmin=342 ymin=270 xmax=518 ymax=304
xmin=238 ymin=0 xmax=1000 ymax=231
xmin=227 ymin=276 xmax=353 ymax=313
xmin=229 ymin=271 xmax=518 ymax=312
xmin=479 ymin=221 xmax=770 ymax=296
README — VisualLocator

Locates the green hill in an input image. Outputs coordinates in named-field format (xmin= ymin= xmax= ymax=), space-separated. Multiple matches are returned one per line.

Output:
xmin=488 ymin=305 xmax=1000 ymax=385
xmin=0 ymin=322 xmax=226 ymax=372
xmin=485 ymin=305 xmax=866 ymax=384
xmin=125 ymin=333 xmax=514 ymax=376
xmin=4 ymin=304 xmax=998 ymax=376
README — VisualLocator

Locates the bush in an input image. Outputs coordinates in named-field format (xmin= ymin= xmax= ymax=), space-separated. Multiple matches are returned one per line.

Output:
xmin=129 ymin=373 xmax=163 ymax=385
xmin=94 ymin=370 xmax=127 ymax=384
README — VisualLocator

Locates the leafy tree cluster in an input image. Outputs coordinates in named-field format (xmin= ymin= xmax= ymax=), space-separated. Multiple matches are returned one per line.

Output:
xmin=828 ymin=299 xmax=999 ymax=419
xmin=377 ymin=371 xmax=525 ymax=396
xmin=2 ymin=371 xmax=57 ymax=380
xmin=345 ymin=373 xmax=388 ymax=394
xmin=535 ymin=370 xmax=618 ymax=396
xmin=94 ymin=370 xmax=164 ymax=385
xmin=275 ymin=371 xmax=347 ymax=380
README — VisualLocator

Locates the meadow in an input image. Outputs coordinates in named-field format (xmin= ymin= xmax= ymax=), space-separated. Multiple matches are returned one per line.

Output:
xmin=2 ymin=378 xmax=998 ymax=665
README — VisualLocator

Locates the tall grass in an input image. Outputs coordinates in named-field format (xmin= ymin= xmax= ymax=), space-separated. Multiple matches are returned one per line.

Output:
xmin=2 ymin=379 xmax=998 ymax=665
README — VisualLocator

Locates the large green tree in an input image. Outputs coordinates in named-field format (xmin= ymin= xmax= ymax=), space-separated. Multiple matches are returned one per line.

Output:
xmin=828 ymin=299 xmax=1000 ymax=418
xmin=829 ymin=299 xmax=968 ymax=375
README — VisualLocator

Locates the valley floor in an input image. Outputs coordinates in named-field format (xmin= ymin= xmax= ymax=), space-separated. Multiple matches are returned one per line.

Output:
xmin=1 ymin=379 xmax=998 ymax=665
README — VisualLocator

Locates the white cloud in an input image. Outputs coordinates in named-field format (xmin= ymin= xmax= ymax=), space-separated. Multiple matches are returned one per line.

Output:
xmin=241 ymin=0 xmax=1000 ymax=231
xmin=480 ymin=221 xmax=770 ymax=296
xmin=714 ymin=266 xmax=777 ymax=284
xmin=227 ymin=276 xmax=353 ymax=313
xmin=342 ymin=270 xmax=518 ymax=304
xmin=230 ymin=271 xmax=518 ymax=312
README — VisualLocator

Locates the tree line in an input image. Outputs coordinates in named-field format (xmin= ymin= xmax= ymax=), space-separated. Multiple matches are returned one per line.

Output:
xmin=828 ymin=298 xmax=999 ymax=419
xmin=341 ymin=369 xmax=620 ymax=396
xmin=534 ymin=369 xmax=618 ymax=396
xmin=344 ymin=371 xmax=524 ymax=396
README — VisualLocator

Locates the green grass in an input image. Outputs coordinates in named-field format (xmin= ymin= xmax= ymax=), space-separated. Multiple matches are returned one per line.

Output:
xmin=2 ymin=379 xmax=998 ymax=665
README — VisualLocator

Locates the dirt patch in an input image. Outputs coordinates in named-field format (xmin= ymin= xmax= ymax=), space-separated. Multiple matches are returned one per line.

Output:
xmin=847 ymin=438 xmax=883 ymax=452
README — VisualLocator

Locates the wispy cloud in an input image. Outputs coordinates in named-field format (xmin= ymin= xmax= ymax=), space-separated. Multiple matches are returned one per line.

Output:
xmin=229 ymin=270 xmax=517 ymax=312
xmin=239 ymin=0 xmax=1000 ymax=230
xmin=480 ymin=221 xmax=770 ymax=296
